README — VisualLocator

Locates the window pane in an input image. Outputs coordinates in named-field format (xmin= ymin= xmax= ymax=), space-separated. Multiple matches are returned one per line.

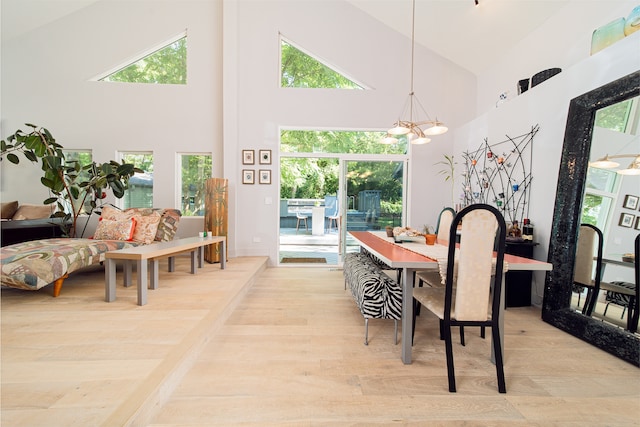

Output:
xmin=585 ymin=167 xmax=617 ymax=192
xmin=281 ymin=40 xmax=362 ymax=89
xmin=179 ymin=154 xmax=212 ymax=216
xmin=63 ymin=150 xmax=93 ymax=214
xmin=102 ymin=37 xmax=187 ymax=85
xmin=121 ymin=153 xmax=153 ymax=209
xmin=595 ymin=98 xmax=633 ymax=132
xmin=281 ymin=130 xmax=406 ymax=155
xmin=581 ymin=193 xmax=612 ymax=229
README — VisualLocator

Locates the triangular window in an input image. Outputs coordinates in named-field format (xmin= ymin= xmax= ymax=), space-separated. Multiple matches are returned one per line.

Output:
xmin=281 ymin=38 xmax=364 ymax=89
xmin=98 ymin=34 xmax=187 ymax=85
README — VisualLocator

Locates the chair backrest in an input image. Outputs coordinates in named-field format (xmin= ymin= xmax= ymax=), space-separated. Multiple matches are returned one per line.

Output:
xmin=436 ymin=207 xmax=456 ymax=242
xmin=443 ymin=204 xmax=506 ymax=322
xmin=573 ymin=224 xmax=603 ymax=288
xmin=324 ymin=195 xmax=338 ymax=217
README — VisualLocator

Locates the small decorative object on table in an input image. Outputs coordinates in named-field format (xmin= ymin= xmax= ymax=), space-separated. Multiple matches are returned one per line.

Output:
xmin=422 ymin=224 xmax=436 ymax=246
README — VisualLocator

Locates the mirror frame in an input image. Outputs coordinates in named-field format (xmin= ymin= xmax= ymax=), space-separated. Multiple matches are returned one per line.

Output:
xmin=543 ymin=70 xmax=640 ymax=367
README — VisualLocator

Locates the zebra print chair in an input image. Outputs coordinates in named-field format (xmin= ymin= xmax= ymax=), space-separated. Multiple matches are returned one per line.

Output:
xmin=343 ymin=252 xmax=402 ymax=345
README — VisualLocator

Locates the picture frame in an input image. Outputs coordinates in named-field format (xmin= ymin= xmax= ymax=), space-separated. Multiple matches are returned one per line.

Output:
xmin=259 ymin=169 xmax=271 ymax=184
xmin=259 ymin=149 xmax=272 ymax=165
xmin=622 ymin=194 xmax=638 ymax=210
xmin=635 ymin=216 xmax=640 ymax=231
xmin=242 ymin=169 xmax=255 ymax=184
xmin=242 ymin=150 xmax=255 ymax=165
xmin=619 ymin=212 xmax=634 ymax=228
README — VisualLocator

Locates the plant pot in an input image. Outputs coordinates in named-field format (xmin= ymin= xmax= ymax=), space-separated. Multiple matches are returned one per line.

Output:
xmin=385 ymin=227 xmax=394 ymax=237
xmin=424 ymin=234 xmax=437 ymax=245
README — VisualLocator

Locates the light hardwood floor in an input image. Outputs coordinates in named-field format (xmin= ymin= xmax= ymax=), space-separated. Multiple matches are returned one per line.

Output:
xmin=2 ymin=257 xmax=639 ymax=426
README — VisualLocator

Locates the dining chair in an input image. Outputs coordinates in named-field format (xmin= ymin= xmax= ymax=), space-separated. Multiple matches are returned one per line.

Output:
xmin=597 ymin=233 xmax=639 ymax=333
xmin=415 ymin=207 xmax=456 ymax=289
xmin=295 ymin=212 xmax=308 ymax=233
xmin=572 ymin=223 xmax=603 ymax=316
xmin=412 ymin=204 xmax=507 ymax=393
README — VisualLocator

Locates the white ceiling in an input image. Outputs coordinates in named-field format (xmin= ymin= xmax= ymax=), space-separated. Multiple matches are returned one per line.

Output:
xmin=2 ymin=0 xmax=571 ymax=75
xmin=347 ymin=0 xmax=570 ymax=75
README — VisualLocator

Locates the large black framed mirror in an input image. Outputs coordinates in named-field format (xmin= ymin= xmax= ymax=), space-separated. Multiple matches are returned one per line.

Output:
xmin=543 ymin=70 xmax=640 ymax=367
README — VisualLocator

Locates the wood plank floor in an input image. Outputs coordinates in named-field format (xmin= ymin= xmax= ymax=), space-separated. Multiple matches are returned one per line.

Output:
xmin=2 ymin=258 xmax=639 ymax=426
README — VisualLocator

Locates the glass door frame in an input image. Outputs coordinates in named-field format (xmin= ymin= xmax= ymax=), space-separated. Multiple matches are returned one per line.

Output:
xmin=338 ymin=155 xmax=410 ymax=264
xmin=278 ymin=152 xmax=410 ymax=266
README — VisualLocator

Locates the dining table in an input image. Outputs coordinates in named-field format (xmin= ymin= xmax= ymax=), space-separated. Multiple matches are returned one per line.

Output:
xmin=348 ymin=230 xmax=553 ymax=364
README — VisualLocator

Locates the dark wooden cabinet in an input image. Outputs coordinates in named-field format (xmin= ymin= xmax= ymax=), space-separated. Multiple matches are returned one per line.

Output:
xmin=505 ymin=241 xmax=538 ymax=307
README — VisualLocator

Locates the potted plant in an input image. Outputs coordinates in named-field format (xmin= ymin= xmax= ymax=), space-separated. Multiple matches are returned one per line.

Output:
xmin=422 ymin=224 xmax=437 ymax=245
xmin=435 ymin=154 xmax=456 ymax=207
xmin=1 ymin=123 xmax=142 ymax=237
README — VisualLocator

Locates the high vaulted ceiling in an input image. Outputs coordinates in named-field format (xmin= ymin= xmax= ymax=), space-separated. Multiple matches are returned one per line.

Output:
xmin=3 ymin=0 xmax=573 ymax=75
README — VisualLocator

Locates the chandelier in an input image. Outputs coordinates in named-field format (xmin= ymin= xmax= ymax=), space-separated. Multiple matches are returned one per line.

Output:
xmin=590 ymin=153 xmax=640 ymax=175
xmin=382 ymin=0 xmax=447 ymax=145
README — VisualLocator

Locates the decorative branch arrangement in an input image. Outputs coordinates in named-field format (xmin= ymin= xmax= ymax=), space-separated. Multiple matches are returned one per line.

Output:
xmin=461 ymin=125 xmax=539 ymax=226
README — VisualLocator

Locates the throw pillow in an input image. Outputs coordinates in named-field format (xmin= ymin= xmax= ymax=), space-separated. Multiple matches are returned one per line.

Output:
xmin=93 ymin=217 xmax=137 ymax=241
xmin=132 ymin=212 xmax=161 ymax=244
xmin=1 ymin=201 xmax=19 ymax=219
xmin=156 ymin=209 xmax=182 ymax=241
xmin=99 ymin=205 xmax=132 ymax=221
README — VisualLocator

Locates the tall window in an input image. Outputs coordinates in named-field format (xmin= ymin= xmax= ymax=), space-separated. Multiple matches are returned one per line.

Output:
xmin=581 ymin=167 xmax=618 ymax=229
xmin=280 ymin=38 xmax=363 ymax=89
xmin=120 ymin=152 xmax=153 ymax=208
xmin=178 ymin=154 xmax=212 ymax=216
xmin=63 ymin=149 xmax=93 ymax=214
xmin=99 ymin=35 xmax=187 ymax=84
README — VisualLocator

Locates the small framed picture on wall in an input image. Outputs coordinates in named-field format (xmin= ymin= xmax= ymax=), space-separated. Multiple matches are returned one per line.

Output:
xmin=635 ymin=216 xmax=640 ymax=230
xmin=242 ymin=150 xmax=255 ymax=165
xmin=259 ymin=149 xmax=272 ymax=165
xmin=242 ymin=169 xmax=255 ymax=184
xmin=259 ymin=169 xmax=271 ymax=184
xmin=622 ymin=194 xmax=638 ymax=210
xmin=619 ymin=212 xmax=635 ymax=228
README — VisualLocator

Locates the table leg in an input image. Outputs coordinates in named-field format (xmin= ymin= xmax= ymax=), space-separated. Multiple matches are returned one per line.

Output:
xmin=168 ymin=257 xmax=175 ymax=272
xmin=401 ymin=267 xmax=415 ymax=364
xmin=491 ymin=272 xmax=506 ymax=365
xmin=150 ymin=259 xmax=159 ymax=290
xmin=105 ymin=259 xmax=117 ymax=302
xmin=198 ymin=246 xmax=204 ymax=268
xmin=221 ymin=240 xmax=226 ymax=269
xmin=124 ymin=261 xmax=133 ymax=287
xmin=190 ymin=250 xmax=197 ymax=274
xmin=137 ymin=260 xmax=148 ymax=306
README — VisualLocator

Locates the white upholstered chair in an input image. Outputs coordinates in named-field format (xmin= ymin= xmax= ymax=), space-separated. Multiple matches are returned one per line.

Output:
xmin=412 ymin=204 xmax=508 ymax=393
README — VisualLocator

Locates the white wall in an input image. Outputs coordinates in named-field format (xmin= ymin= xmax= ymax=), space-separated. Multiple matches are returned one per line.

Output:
xmin=1 ymin=0 xmax=222 ymax=239
xmin=476 ymin=0 xmax=638 ymax=113
xmin=226 ymin=0 xmax=476 ymax=262
xmin=1 ymin=0 xmax=638 ymax=279
xmin=454 ymin=34 xmax=640 ymax=304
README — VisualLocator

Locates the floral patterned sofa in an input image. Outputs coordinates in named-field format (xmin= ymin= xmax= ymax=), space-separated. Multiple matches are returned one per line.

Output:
xmin=0 ymin=207 xmax=181 ymax=296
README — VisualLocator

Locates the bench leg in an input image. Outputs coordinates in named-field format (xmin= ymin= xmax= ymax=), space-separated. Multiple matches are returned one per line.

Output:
xmin=137 ymin=260 xmax=148 ymax=306
xmin=220 ymin=241 xmax=226 ymax=269
xmin=150 ymin=259 xmax=159 ymax=290
xmin=364 ymin=318 xmax=369 ymax=346
xmin=53 ymin=274 xmax=68 ymax=297
xmin=190 ymin=250 xmax=197 ymax=274
xmin=105 ymin=260 xmax=116 ymax=302
xmin=124 ymin=261 xmax=133 ymax=287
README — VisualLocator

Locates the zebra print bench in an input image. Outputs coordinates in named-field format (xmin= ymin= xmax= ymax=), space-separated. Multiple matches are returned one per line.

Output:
xmin=343 ymin=252 xmax=402 ymax=345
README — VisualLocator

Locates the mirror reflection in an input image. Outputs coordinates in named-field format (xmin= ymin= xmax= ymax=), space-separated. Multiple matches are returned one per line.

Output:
xmin=571 ymin=96 xmax=639 ymax=335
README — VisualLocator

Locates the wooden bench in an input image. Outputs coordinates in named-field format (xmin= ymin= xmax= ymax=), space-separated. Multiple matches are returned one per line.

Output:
xmin=105 ymin=236 xmax=226 ymax=305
